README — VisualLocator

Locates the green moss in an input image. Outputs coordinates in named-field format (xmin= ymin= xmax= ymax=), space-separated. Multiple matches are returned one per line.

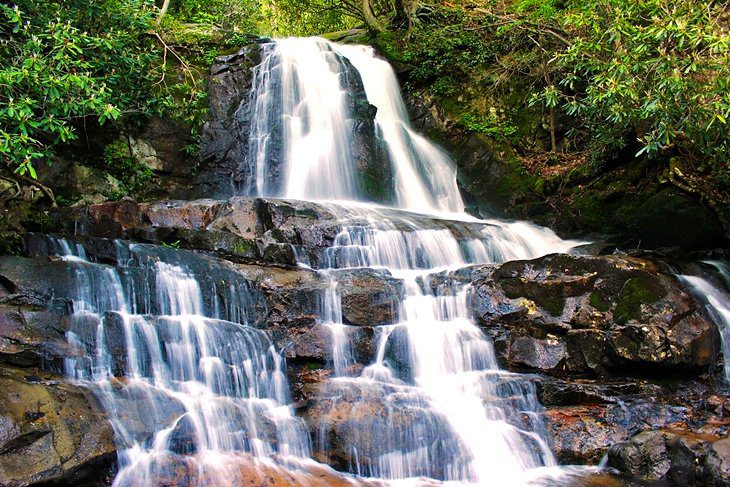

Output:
xmin=495 ymin=155 xmax=544 ymax=203
xmin=539 ymin=295 xmax=566 ymax=317
xmin=614 ymin=277 xmax=664 ymax=324
xmin=0 ymin=232 xmax=22 ymax=256
xmin=322 ymin=29 xmax=372 ymax=45
xmin=231 ymin=238 xmax=257 ymax=256
xmin=503 ymin=280 xmax=565 ymax=317
xmin=278 ymin=205 xmax=319 ymax=220
xmin=589 ymin=291 xmax=610 ymax=312
xmin=360 ymin=170 xmax=389 ymax=203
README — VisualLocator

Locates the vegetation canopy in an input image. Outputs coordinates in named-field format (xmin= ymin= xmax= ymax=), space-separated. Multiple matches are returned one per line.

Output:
xmin=0 ymin=0 xmax=728 ymax=202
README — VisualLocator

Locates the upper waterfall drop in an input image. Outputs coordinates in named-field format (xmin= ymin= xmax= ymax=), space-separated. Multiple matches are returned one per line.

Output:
xmin=333 ymin=43 xmax=465 ymax=214
xmin=243 ymin=37 xmax=464 ymax=214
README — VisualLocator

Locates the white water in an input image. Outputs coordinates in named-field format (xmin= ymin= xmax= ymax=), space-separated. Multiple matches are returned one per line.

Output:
xmin=334 ymin=43 xmax=464 ymax=214
xmin=244 ymin=37 xmax=464 ymax=214
xmin=243 ymin=37 xmax=588 ymax=485
xmin=680 ymin=261 xmax=730 ymax=383
xmin=245 ymin=38 xmax=362 ymax=200
xmin=51 ymin=36 xmax=601 ymax=486
xmin=49 ymin=239 xmax=313 ymax=486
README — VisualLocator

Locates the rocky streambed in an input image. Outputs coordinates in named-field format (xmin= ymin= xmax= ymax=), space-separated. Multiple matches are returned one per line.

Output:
xmin=1 ymin=196 xmax=729 ymax=486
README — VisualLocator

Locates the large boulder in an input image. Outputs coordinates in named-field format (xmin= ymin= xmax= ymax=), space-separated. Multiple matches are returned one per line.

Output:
xmin=469 ymin=253 xmax=719 ymax=377
xmin=303 ymin=379 xmax=464 ymax=480
xmin=539 ymin=373 xmax=730 ymax=467
xmin=0 ymin=367 xmax=116 ymax=486
xmin=545 ymin=400 xmax=697 ymax=465
xmin=705 ymin=438 xmax=730 ymax=487
xmin=607 ymin=430 xmax=730 ymax=486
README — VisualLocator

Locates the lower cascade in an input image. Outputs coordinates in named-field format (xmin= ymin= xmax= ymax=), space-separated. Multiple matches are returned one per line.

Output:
xmin=35 ymin=238 xmax=314 ymax=485
xmin=308 ymin=207 xmax=575 ymax=483
xmin=6 ymin=35 xmax=729 ymax=487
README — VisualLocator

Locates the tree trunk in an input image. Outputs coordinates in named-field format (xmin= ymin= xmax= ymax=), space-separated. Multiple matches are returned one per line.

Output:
xmin=361 ymin=0 xmax=384 ymax=32
xmin=156 ymin=0 xmax=170 ymax=25
xmin=393 ymin=0 xmax=418 ymax=29
xmin=549 ymin=106 xmax=557 ymax=153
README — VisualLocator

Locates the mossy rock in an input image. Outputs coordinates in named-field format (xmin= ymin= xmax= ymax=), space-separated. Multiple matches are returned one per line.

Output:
xmin=589 ymin=291 xmax=610 ymax=312
xmin=614 ymin=277 xmax=666 ymax=324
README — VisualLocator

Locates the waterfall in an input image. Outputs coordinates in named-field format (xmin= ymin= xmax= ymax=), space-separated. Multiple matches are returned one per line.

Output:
xmin=334 ymin=43 xmax=465 ymax=214
xmin=244 ymin=36 xmax=464 ymax=214
xmin=679 ymin=261 xmax=730 ymax=383
xmin=38 ymin=237 xmax=312 ymax=486
xmin=242 ymin=37 xmax=587 ymax=484
xmin=49 ymin=35 xmax=609 ymax=486
xmin=307 ymin=209 xmax=572 ymax=483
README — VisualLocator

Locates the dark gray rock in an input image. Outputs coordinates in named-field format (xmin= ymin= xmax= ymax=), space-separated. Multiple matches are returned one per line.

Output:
xmin=607 ymin=429 xmax=726 ymax=486
xmin=608 ymin=431 xmax=674 ymax=481
xmin=198 ymin=45 xmax=263 ymax=198
xmin=705 ymin=438 xmax=730 ymax=487
xmin=469 ymin=253 xmax=719 ymax=377
xmin=197 ymin=42 xmax=393 ymax=203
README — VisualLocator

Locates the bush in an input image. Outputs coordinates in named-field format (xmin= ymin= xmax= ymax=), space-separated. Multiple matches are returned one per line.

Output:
xmin=0 ymin=0 xmax=161 ymax=178
xmin=558 ymin=0 xmax=730 ymax=165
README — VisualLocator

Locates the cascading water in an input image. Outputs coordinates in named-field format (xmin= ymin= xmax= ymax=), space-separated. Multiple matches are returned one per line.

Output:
xmin=34 ymin=236 xmax=313 ymax=485
xmin=333 ymin=43 xmax=464 ymax=214
xmin=242 ymin=37 xmax=586 ymax=484
xmin=244 ymin=37 xmax=463 ymax=214
xmin=47 ymin=36 xmax=600 ymax=486
xmin=679 ymin=260 xmax=730 ymax=383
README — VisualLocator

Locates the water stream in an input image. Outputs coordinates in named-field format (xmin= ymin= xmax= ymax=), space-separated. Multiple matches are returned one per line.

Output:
xmin=241 ymin=36 xmax=584 ymax=484
xmin=43 ymin=35 xmax=730 ymax=486
xmin=679 ymin=260 xmax=730 ymax=383
xmin=31 ymin=238 xmax=313 ymax=485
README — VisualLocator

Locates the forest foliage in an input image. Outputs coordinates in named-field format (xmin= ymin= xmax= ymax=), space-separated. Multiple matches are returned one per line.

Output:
xmin=0 ymin=0 xmax=728 ymax=192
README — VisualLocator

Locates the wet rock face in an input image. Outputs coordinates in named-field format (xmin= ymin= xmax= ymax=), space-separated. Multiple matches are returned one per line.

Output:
xmin=607 ymin=430 xmax=730 ymax=486
xmin=63 ymin=196 xmax=497 ymax=270
xmin=108 ymin=451 xmax=386 ymax=487
xmin=705 ymin=438 xmax=730 ymax=487
xmin=0 ymin=257 xmax=75 ymax=372
xmin=335 ymin=55 xmax=394 ymax=204
xmin=303 ymin=380 xmax=463 ymax=480
xmin=0 ymin=368 xmax=116 ymax=486
xmin=470 ymin=253 xmax=718 ymax=377
xmin=539 ymin=376 xmax=730 ymax=467
xmin=65 ymin=197 xmax=339 ymax=267
xmin=198 ymin=45 xmax=263 ymax=199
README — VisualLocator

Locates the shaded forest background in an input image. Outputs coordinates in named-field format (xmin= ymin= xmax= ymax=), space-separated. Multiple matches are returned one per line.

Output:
xmin=1 ymin=0 xmax=728 ymax=249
